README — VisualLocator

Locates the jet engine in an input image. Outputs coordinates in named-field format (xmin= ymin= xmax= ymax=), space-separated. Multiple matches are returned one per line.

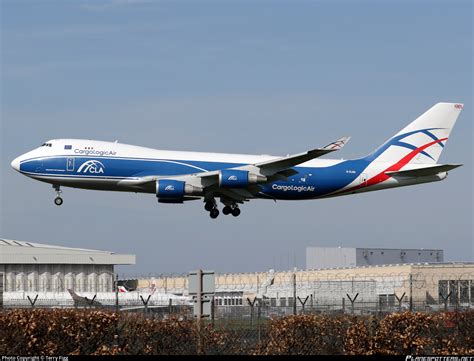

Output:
xmin=219 ymin=170 xmax=267 ymax=188
xmin=156 ymin=179 xmax=202 ymax=203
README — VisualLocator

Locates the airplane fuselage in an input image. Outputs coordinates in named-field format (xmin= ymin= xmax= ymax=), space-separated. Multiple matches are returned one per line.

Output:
xmin=11 ymin=138 xmax=446 ymax=201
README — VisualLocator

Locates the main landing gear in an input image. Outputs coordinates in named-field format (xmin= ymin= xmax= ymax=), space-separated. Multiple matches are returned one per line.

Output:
xmin=204 ymin=199 xmax=241 ymax=219
xmin=205 ymin=200 xmax=219 ymax=219
xmin=223 ymin=205 xmax=240 ymax=217
xmin=53 ymin=185 xmax=63 ymax=206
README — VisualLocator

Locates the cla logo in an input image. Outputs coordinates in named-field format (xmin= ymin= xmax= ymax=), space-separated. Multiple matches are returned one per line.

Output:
xmin=165 ymin=185 xmax=175 ymax=191
xmin=228 ymin=175 xmax=238 ymax=181
xmin=77 ymin=160 xmax=105 ymax=174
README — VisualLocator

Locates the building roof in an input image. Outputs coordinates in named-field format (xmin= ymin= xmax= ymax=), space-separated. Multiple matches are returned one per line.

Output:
xmin=304 ymin=262 xmax=473 ymax=272
xmin=306 ymin=246 xmax=443 ymax=251
xmin=0 ymin=238 xmax=135 ymax=265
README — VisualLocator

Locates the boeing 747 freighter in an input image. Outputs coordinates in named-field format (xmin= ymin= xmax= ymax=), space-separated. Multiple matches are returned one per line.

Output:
xmin=11 ymin=103 xmax=463 ymax=218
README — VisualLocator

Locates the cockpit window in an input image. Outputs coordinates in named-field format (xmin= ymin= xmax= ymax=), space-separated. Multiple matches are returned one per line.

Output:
xmin=41 ymin=143 xmax=52 ymax=147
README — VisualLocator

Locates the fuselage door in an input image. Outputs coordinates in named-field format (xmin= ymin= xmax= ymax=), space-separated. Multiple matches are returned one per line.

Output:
xmin=66 ymin=158 xmax=75 ymax=172
xmin=360 ymin=173 xmax=368 ymax=186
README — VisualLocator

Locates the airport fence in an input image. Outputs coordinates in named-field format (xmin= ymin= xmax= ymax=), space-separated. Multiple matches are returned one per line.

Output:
xmin=121 ymin=268 xmax=474 ymax=316
xmin=2 ymin=268 xmax=474 ymax=318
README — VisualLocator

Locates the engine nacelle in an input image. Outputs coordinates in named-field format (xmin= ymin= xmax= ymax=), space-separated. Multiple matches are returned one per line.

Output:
xmin=156 ymin=179 xmax=202 ymax=201
xmin=219 ymin=170 xmax=267 ymax=188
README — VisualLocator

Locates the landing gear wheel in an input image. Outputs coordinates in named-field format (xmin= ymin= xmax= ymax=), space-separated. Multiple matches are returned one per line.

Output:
xmin=210 ymin=208 xmax=219 ymax=219
xmin=205 ymin=201 xmax=214 ymax=212
xmin=222 ymin=206 xmax=232 ymax=215
xmin=231 ymin=207 xmax=241 ymax=217
xmin=53 ymin=185 xmax=63 ymax=206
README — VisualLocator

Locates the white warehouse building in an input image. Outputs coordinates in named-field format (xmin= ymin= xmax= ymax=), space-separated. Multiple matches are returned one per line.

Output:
xmin=0 ymin=239 xmax=135 ymax=293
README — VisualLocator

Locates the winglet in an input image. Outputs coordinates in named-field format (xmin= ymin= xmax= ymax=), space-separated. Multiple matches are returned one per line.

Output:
xmin=321 ymin=136 xmax=351 ymax=151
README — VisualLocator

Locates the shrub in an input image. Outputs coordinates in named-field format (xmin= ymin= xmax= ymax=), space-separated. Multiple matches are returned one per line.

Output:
xmin=1 ymin=309 xmax=472 ymax=355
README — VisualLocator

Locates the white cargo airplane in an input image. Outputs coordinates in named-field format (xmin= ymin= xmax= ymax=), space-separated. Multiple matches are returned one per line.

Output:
xmin=11 ymin=103 xmax=463 ymax=218
xmin=2 ymin=290 xmax=190 ymax=308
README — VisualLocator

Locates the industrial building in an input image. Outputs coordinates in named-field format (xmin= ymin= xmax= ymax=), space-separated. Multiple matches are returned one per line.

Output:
xmin=306 ymin=247 xmax=444 ymax=269
xmin=135 ymin=262 xmax=474 ymax=310
xmin=0 ymin=239 xmax=135 ymax=293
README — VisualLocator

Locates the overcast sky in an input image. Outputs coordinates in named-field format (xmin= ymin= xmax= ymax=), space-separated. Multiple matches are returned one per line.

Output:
xmin=1 ymin=0 xmax=472 ymax=276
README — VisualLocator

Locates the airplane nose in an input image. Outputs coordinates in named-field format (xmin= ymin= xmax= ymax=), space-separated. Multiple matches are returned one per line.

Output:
xmin=11 ymin=157 xmax=20 ymax=171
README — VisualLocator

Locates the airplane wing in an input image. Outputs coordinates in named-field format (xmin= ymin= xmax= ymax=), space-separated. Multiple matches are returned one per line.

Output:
xmin=252 ymin=136 xmax=350 ymax=176
xmin=197 ymin=136 xmax=350 ymax=201
xmin=197 ymin=136 xmax=350 ymax=181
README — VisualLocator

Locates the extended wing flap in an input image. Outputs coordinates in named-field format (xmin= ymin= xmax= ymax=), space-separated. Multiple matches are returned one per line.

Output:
xmin=385 ymin=164 xmax=462 ymax=177
xmin=219 ymin=188 xmax=251 ymax=202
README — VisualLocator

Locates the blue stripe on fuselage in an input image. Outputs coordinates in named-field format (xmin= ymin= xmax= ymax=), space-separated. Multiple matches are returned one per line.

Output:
xmin=20 ymin=156 xmax=370 ymax=199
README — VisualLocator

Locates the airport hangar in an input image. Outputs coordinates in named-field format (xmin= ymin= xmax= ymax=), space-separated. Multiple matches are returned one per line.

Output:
xmin=0 ymin=239 xmax=135 ymax=293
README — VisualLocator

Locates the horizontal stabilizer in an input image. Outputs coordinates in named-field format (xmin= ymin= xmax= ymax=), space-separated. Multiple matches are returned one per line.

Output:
xmin=385 ymin=164 xmax=462 ymax=177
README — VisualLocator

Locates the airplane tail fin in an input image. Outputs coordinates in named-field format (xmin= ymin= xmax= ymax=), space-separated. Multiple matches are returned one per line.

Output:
xmin=67 ymin=288 xmax=79 ymax=300
xmin=364 ymin=103 xmax=463 ymax=165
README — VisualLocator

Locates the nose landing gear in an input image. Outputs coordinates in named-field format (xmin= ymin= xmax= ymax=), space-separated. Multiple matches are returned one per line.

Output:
xmin=53 ymin=185 xmax=63 ymax=206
